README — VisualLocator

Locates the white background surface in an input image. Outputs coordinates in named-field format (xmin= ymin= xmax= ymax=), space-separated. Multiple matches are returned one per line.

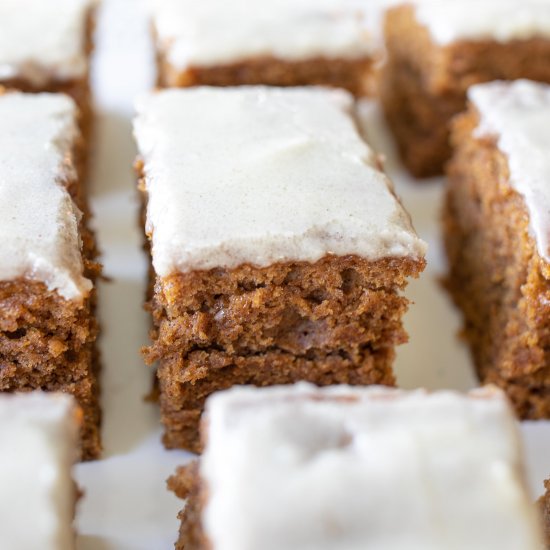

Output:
xmin=75 ymin=1 xmax=550 ymax=548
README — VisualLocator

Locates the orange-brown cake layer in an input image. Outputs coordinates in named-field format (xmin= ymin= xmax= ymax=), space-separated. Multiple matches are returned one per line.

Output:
xmin=145 ymin=255 xmax=422 ymax=451
xmin=157 ymin=52 xmax=375 ymax=97
xmin=444 ymin=108 xmax=550 ymax=418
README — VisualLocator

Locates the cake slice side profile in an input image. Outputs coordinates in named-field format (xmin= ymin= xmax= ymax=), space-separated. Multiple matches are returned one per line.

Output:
xmin=444 ymin=79 xmax=550 ymax=418
xmin=169 ymin=383 xmax=544 ymax=550
xmin=134 ymin=86 xmax=426 ymax=452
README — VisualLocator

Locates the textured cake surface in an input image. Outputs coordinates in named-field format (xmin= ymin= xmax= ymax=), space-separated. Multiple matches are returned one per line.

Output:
xmin=0 ymin=392 xmax=79 ymax=550
xmin=134 ymin=86 xmax=425 ymax=276
xmin=195 ymin=384 xmax=542 ymax=550
xmin=0 ymin=92 xmax=91 ymax=300
xmin=0 ymin=0 xmax=95 ymax=86
xmin=150 ymin=0 xmax=374 ymax=68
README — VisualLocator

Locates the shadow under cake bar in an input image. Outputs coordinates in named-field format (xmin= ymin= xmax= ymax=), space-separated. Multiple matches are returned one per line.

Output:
xmin=133 ymin=86 xmax=426 ymax=453
xmin=0 ymin=92 xmax=101 ymax=460
xmin=0 ymin=0 xmax=97 ymax=137
xmin=149 ymin=0 xmax=378 ymax=96
xmin=444 ymin=80 xmax=550 ymax=419
xmin=169 ymin=383 xmax=543 ymax=550
xmin=381 ymin=0 xmax=550 ymax=178
xmin=0 ymin=392 xmax=80 ymax=550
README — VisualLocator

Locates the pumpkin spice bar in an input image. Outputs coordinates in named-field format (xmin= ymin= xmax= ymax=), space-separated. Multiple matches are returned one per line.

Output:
xmin=134 ymin=86 xmax=426 ymax=453
xmin=0 ymin=392 xmax=80 ymax=549
xmin=0 ymin=0 xmax=97 ymax=137
xmin=0 ymin=92 xmax=101 ymax=460
xmin=169 ymin=383 xmax=543 ymax=550
xmin=150 ymin=0 xmax=377 ymax=96
xmin=444 ymin=80 xmax=550 ymax=419
xmin=381 ymin=0 xmax=550 ymax=178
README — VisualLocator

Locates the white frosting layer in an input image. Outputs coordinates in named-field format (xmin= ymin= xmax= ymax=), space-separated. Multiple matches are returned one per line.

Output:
xmin=0 ymin=0 xmax=95 ymax=86
xmin=201 ymin=383 xmax=543 ymax=550
xmin=415 ymin=0 xmax=550 ymax=45
xmin=150 ymin=0 xmax=375 ymax=68
xmin=0 ymin=392 xmax=79 ymax=550
xmin=469 ymin=80 xmax=550 ymax=264
xmin=0 ymin=93 xmax=91 ymax=300
xmin=134 ymin=87 xmax=425 ymax=276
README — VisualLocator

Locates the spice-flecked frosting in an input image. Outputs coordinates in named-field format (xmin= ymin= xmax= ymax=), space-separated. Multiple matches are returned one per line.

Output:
xmin=414 ymin=0 xmax=550 ymax=45
xmin=134 ymin=86 xmax=425 ymax=276
xmin=149 ymin=0 xmax=375 ymax=69
xmin=201 ymin=383 xmax=543 ymax=550
xmin=0 ymin=93 xmax=91 ymax=300
xmin=0 ymin=392 xmax=79 ymax=550
xmin=0 ymin=0 xmax=95 ymax=86
xmin=469 ymin=80 xmax=550 ymax=265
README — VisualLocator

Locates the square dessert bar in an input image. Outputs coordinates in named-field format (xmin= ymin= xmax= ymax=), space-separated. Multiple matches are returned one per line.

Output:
xmin=0 ymin=92 xmax=101 ymax=460
xmin=381 ymin=1 xmax=550 ymax=178
xmin=444 ymin=80 xmax=550 ymax=419
xmin=0 ymin=392 xmax=80 ymax=550
xmin=134 ymin=86 xmax=426 ymax=452
xmin=0 ymin=0 xmax=97 ymax=135
xmin=169 ymin=383 xmax=543 ymax=550
xmin=150 ymin=0 xmax=377 ymax=96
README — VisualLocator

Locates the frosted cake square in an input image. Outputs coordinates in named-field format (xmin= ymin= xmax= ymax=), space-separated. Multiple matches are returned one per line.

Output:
xmin=444 ymin=80 xmax=550 ymax=419
xmin=0 ymin=92 xmax=101 ymax=459
xmin=134 ymin=86 xmax=425 ymax=452
xmin=169 ymin=383 xmax=543 ymax=550
xmin=150 ymin=0 xmax=377 ymax=96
